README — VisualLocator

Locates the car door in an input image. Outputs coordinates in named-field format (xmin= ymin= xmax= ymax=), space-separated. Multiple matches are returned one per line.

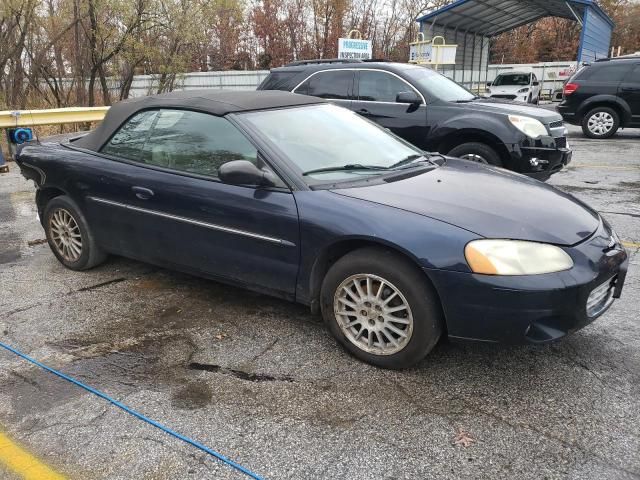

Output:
xmin=293 ymin=69 xmax=354 ymax=110
xmin=89 ymin=108 xmax=300 ymax=298
xmin=352 ymin=70 xmax=429 ymax=150
xmin=619 ymin=63 xmax=640 ymax=125
xmin=531 ymin=73 xmax=540 ymax=99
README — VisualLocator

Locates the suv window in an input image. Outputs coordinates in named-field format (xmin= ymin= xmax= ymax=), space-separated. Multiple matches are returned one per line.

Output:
xmin=102 ymin=109 xmax=258 ymax=178
xmin=357 ymin=71 xmax=416 ymax=102
xmin=259 ymin=71 xmax=298 ymax=90
xmin=583 ymin=63 xmax=634 ymax=82
xmin=295 ymin=70 xmax=353 ymax=99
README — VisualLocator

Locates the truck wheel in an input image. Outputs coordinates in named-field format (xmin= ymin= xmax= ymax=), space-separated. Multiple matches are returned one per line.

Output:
xmin=581 ymin=107 xmax=619 ymax=139
xmin=448 ymin=142 xmax=503 ymax=167
xmin=44 ymin=195 xmax=107 ymax=271
xmin=320 ymin=247 xmax=443 ymax=369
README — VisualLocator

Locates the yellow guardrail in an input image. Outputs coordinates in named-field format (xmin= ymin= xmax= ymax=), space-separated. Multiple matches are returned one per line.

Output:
xmin=0 ymin=106 xmax=109 ymax=128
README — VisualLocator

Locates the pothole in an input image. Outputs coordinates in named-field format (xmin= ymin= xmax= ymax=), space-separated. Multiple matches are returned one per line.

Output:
xmin=188 ymin=362 xmax=294 ymax=383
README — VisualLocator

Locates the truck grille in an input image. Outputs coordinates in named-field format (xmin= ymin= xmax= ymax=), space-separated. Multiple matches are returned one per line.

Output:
xmin=549 ymin=120 xmax=564 ymax=129
xmin=555 ymin=137 xmax=567 ymax=148
xmin=586 ymin=277 xmax=615 ymax=317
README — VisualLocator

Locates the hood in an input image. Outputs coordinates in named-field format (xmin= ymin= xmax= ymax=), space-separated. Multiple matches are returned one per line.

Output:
xmin=451 ymin=98 xmax=561 ymax=124
xmin=332 ymin=159 xmax=599 ymax=246
xmin=489 ymin=85 xmax=531 ymax=94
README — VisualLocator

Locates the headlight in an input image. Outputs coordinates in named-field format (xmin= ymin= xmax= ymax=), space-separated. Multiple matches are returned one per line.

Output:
xmin=508 ymin=115 xmax=548 ymax=138
xmin=465 ymin=239 xmax=574 ymax=275
xmin=517 ymin=87 xmax=529 ymax=93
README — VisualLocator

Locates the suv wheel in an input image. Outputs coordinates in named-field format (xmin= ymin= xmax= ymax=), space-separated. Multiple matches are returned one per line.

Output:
xmin=447 ymin=142 xmax=503 ymax=167
xmin=582 ymin=107 xmax=619 ymax=139
xmin=320 ymin=247 xmax=443 ymax=369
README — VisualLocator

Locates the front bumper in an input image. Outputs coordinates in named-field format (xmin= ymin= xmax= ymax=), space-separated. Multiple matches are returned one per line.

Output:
xmin=426 ymin=221 xmax=628 ymax=344
xmin=505 ymin=135 xmax=572 ymax=180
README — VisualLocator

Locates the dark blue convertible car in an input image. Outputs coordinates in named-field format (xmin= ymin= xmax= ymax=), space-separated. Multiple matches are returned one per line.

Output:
xmin=16 ymin=90 xmax=628 ymax=368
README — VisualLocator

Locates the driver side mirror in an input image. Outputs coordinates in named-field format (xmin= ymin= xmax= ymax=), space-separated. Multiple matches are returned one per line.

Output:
xmin=533 ymin=81 xmax=540 ymax=86
xmin=486 ymin=81 xmax=492 ymax=87
xmin=218 ymin=160 xmax=277 ymax=187
xmin=396 ymin=91 xmax=421 ymax=105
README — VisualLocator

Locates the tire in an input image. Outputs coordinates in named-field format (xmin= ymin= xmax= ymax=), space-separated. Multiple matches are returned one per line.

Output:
xmin=447 ymin=142 xmax=503 ymax=167
xmin=581 ymin=106 xmax=620 ymax=139
xmin=44 ymin=195 xmax=107 ymax=271
xmin=320 ymin=247 xmax=443 ymax=369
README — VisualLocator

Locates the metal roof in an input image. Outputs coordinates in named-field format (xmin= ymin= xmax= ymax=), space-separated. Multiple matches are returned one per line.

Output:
xmin=416 ymin=0 xmax=614 ymax=37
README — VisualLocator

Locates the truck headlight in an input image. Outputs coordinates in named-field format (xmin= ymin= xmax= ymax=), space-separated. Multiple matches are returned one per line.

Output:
xmin=465 ymin=240 xmax=574 ymax=275
xmin=508 ymin=115 xmax=548 ymax=138
xmin=517 ymin=87 xmax=530 ymax=93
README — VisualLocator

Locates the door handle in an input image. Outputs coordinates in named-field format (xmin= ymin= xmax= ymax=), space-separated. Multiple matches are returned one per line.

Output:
xmin=356 ymin=108 xmax=370 ymax=114
xmin=132 ymin=186 xmax=154 ymax=200
xmin=620 ymin=87 xmax=638 ymax=92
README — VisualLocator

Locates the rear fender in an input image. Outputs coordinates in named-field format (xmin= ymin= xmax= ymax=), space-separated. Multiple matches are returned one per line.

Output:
xmin=577 ymin=95 xmax=632 ymax=124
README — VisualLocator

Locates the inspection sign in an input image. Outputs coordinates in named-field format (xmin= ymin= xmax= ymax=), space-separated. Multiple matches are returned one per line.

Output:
xmin=338 ymin=38 xmax=372 ymax=60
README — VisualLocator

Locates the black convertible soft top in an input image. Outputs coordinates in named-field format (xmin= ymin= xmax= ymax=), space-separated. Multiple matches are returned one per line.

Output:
xmin=74 ymin=90 xmax=323 ymax=151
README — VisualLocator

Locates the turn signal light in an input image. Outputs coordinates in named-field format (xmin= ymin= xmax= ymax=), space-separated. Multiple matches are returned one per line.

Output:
xmin=563 ymin=83 xmax=579 ymax=96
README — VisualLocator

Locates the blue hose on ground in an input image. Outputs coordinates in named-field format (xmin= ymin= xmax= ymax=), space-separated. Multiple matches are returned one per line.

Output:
xmin=0 ymin=340 xmax=264 ymax=480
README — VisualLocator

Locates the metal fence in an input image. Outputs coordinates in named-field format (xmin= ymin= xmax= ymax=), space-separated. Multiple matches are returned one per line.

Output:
xmin=126 ymin=70 xmax=270 ymax=97
xmin=119 ymin=63 xmax=571 ymax=99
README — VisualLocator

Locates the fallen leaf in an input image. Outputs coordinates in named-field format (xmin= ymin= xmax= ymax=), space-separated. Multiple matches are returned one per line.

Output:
xmin=452 ymin=428 xmax=476 ymax=448
xmin=27 ymin=238 xmax=47 ymax=246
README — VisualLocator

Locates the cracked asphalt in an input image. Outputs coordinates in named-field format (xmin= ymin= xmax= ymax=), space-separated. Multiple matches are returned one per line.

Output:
xmin=0 ymin=124 xmax=639 ymax=479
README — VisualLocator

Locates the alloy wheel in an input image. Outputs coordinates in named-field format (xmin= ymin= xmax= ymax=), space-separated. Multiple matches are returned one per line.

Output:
xmin=49 ymin=208 xmax=83 ymax=262
xmin=460 ymin=153 xmax=488 ymax=164
xmin=334 ymin=274 xmax=414 ymax=355
xmin=587 ymin=112 xmax=614 ymax=136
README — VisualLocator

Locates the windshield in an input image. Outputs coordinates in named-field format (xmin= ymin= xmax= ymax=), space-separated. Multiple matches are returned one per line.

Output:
xmin=493 ymin=73 xmax=531 ymax=86
xmin=402 ymin=66 xmax=475 ymax=102
xmin=241 ymin=104 xmax=428 ymax=183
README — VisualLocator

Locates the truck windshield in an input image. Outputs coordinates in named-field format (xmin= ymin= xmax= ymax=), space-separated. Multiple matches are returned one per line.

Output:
xmin=402 ymin=67 xmax=475 ymax=102
xmin=241 ymin=104 xmax=430 ymax=184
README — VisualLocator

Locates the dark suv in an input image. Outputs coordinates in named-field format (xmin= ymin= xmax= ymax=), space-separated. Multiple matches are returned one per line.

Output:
xmin=258 ymin=59 xmax=571 ymax=180
xmin=557 ymin=56 xmax=640 ymax=138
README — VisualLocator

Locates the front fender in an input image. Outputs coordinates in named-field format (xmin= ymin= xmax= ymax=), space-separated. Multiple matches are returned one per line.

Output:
xmin=427 ymin=109 xmax=516 ymax=149
xmin=293 ymin=189 xmax=479 ymax=304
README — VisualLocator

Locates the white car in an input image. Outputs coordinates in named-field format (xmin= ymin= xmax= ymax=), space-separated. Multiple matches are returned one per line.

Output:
xmin=487 ymin=72 xmax=541 ymax=104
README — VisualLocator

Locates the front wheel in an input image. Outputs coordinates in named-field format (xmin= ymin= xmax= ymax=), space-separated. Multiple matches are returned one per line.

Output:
xmin=581 ymin=107 xmax=619 ymax=139
xmin=447 ymin=142 xmax=503 ymax=167
xmin=320 ymin=247 xmax=443 ymax=369
xmin=44 ymin=195 xmax=107 ymax=271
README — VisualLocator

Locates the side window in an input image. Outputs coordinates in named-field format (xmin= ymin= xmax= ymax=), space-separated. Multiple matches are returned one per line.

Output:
xmin=295 ymin=71 xmax=353 ymax=99
xmin=532 ymin=74 xmax=537 ymax=83
xmin=358 ymin=71 xmax=418 ymax=103
xmin=101 ymin=110 xmax=158 ymax=161
xmin=585 ymin=64 xmax=633 ymax=82
xmin=140 ymin=109 xmax=258 ymax=178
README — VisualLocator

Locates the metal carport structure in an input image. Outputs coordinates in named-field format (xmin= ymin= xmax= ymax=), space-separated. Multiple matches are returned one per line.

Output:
xmin=416 ymin=0 xmax=614 ymax=91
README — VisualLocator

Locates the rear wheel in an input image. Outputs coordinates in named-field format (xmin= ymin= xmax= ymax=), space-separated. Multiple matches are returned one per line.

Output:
xmin=448 ymin=142 xmax=503 ymax=167
xmin=320 ymin=247 xmax=443 ymax=369
xmin=581 ymin=106 xmax=619 ymax=139
xmin=44 ymin=196 xmax=107 ymax=270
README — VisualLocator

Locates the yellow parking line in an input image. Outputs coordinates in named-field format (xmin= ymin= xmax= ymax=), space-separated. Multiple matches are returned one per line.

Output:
xmin=623 ymin=241 xmax=640 ymax=249
xmin=0 ymin=431 xmax=66 ymax=479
